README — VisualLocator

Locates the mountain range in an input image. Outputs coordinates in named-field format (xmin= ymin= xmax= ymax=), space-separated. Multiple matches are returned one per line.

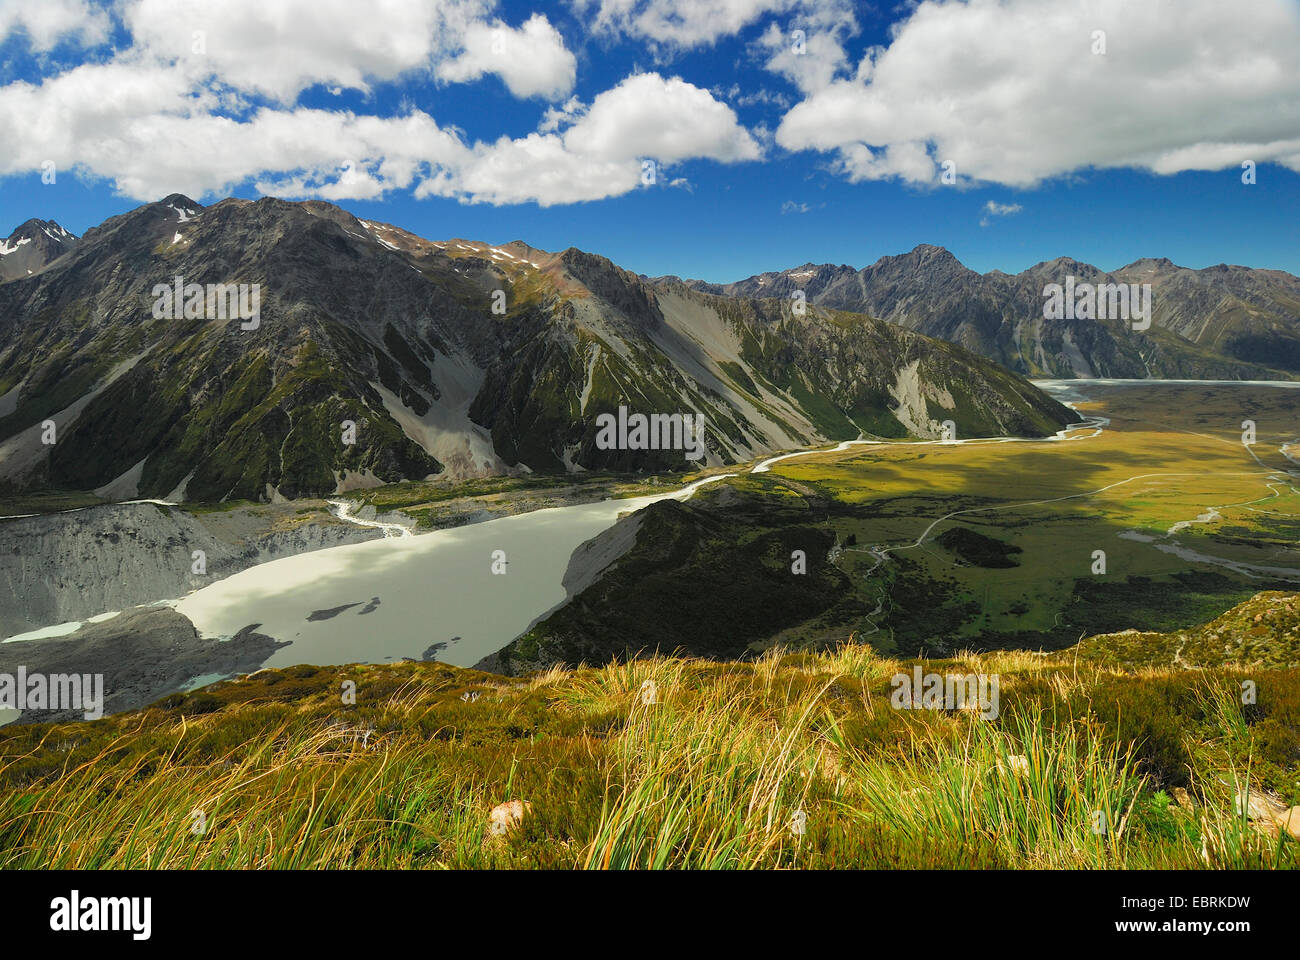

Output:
xmin=681 ymin=246 xmax=1300 ymax=380
xmin=0 ymin=195 xmax=1075 ymax=502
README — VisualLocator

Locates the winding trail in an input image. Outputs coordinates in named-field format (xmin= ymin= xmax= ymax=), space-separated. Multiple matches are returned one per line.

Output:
xmin=748 ymin=412 xmax=1107 ymax=476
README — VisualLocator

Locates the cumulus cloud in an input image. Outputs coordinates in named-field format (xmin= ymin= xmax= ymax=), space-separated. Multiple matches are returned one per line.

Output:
xmin=122 ymin=0 xmax=497 ymax=104
xmin=578 ymin=0 xmax=856 ymax=56
xmin=564 ymin=73 xmax=759 ymax=163
xmin=775 ymin=0 xmax=1300 ymax=185
xmin=539 ymin=96 xmax=586 ymax=133
xmin=423 ymin=73 xmax=761 ymax=205
xmin=753 ymin=2 xmax=857 ymax=96
xmin=0 ymin=56 xmax=756 ymax=205
xmin=0 ymin=2 xmax=761 ymax=205
xmin=0 ymin=0 xmax=110 ymax=51
xmin=436 ymin=14 xmax=577 ymax=99
xmin=578 ymin=0 xmax=800 ymax=50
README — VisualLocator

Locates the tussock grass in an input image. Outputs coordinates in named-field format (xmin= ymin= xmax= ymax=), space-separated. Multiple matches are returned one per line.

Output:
xmin=830 ymin=707 xmax=1147 ymax=868
xmin=0 ymin=632 xmax=1296 ymax=869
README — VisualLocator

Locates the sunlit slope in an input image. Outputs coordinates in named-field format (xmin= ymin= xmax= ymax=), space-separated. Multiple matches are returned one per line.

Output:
xmin=761 ymin=383 xmax=1299 ymax=651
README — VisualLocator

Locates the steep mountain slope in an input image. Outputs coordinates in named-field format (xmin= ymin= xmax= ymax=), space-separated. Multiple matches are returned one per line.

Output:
xmin=684 ymin=246 xmax=1300 ymax=380
xmin=0 ymin=198 xmax=1076 ymax=502
xmin=0 ymin=219 xmax=77 ymax=282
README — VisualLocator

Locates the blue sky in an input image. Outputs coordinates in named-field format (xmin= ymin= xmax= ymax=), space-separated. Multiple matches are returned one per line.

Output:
xmin=1 ymin=0 xmax=1298 ymax=282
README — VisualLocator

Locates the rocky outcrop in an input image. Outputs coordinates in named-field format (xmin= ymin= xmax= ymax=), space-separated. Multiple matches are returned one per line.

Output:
xmin=0 ymin=606 xmax=286 ymax=723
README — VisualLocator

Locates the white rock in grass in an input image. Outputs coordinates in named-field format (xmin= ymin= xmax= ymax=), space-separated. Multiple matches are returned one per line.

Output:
xmin=996 ymin=754 xmax=1030 ymax=778
xmin=1232 ymin=787 xmax=1300 ymax=839
xmin=489 ymin=799 xmax=532 ymax=837
xmin=1234 ymin=787 xmax=1286 ymax=821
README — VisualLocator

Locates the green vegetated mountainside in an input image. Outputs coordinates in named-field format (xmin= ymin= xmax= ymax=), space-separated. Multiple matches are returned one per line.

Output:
xmin=0 ymin=195 xmax=1077 ymax=502
xmin=1071 ymin=592 xmax=1300 ymax=670
xmin=491 ymin=484 xmax=864 ymax=673
xmin=683 ymin=245 xmax=1300 ymax=380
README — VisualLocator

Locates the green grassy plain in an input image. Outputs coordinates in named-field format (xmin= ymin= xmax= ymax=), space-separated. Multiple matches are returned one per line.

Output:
xmin=755 ymin=384 xmax=1300 ymax=654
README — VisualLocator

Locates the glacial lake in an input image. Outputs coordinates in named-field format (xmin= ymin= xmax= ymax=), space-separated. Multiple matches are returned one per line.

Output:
xmin=174 ymin=475 xmax=733 ymax=669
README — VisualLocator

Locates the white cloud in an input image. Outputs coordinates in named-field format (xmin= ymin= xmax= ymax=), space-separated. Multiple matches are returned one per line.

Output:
xmin=834 ymin=140 xmax=935 ymax=184
xmin=539 ymin=96 xmax=586 ymax=133
xmin=579 ymin=0 xmax=801 ymax=50
xmin=564 ymin=73 xmax=759 ymax=163
xmin=432 ymin=132 xmax=638 ymax=206
xmin=578 ymin=0 xmax=856 ymax=54
xmin=0 ymin=88 xmax=472 ymax=201
xmin=436 ymin=14 xmax=577 ymax=100
xmin=0 ymin=0 xmax=762 ymax=205
xmin=753 ymin=3 xmax=857 ymax=95
xmin=776 ymin=0 xmax=1300 ymax=185
xmin=982 ymin=200 xmax=1021 ymax=216
xmin=0 ymin=0 xmax=110 ymax=51
xmin=0 ymin=60 xmax=219 ymax=184
xmin=122 ymin=0 xmax=497 ymax=104
xmin=424 ymin=73 xmax=761 ymax=205
xmin=0 ymin=56 xmax=757 ymax=206
xmin=979 ymin=199 xmax=1022 ymax=227
xmin=713 ymin=84 xmax=791 ymax=110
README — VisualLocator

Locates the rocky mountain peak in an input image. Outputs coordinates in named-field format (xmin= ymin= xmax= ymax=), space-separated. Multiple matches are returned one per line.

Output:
xmin=0 ymin=217 xmax=79 ymax=282
xmin=909 ymin=243 xmax=957 ymax=261
xmin=7 ymin=218 xmax=74 ymax=242
xmin=296 ymin=199 xmax=365 ymax=231
xmin=155 ymin=194 xmax=204 ymax=224
xmin=1119 ymin=256 xmax=1179 ymax=274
